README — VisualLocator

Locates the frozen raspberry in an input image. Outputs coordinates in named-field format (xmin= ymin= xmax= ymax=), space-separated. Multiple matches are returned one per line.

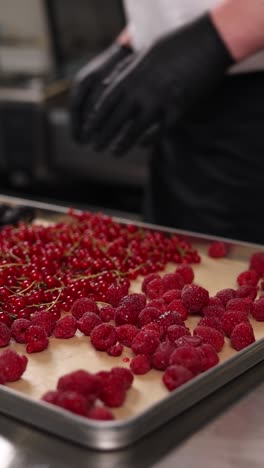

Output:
xmin=131 ymin=330 xmax=160 ymax=356
xmin=146 ymin=278 xmax=164 ymax=299
xmin=99 ymin=374 xmax=127 ymax=407
xmin=194 ymin=326 xmax=224 ymax=352
xmin=25 ymin=324 xmax=47 ymax=342
xmin=142 ymin=273 xmax=161 ymax=294
xmin=99 ymin=306 xmax=115 ymax=322
xmin=0 ymin=349 xmax=28 ymax=382
xmin=56 ymin=391 xmax=89 ymax=416
xmin=175 ymin=335 xmax=203 ymax=348
xmin=237 ymin=270 xmax=259 ymax=287
xmin=11 ymin=318 xmax=31 ymax=343
xmin=116 ymin=324 xmax=139 ymax=347
xmin=175 ymin=265 xmax=194 ymax=284
xmin=0 ymin=323 xmax=11 ymax=347
xmin=119 ymin=293 xmax=146 ymax=315
xmin=230 ymin=322 xmax=255 ymax=351
xmin=53 ymin=316 xmax=77 ymax=339
xmin=198 ymin=344 xmax=219 ymax=371
xmin=208 ymin=241 xmax=227 ymax=258
xmin=107 ymin=343 xmax=124 ymax=357
xmin=105 ymin=283 xmax=129 ymax=307
xmin=162 ymin=289 xmax=182 ymax=304
xmin=198 ymin=316 xmax=223 ymax=333
xmin=251 ymin=298 xmax=264 ymax=321
xmin=163 ymin=365 xmax=193 ymax=391
xmin=87 ymin=407 xmax=115 ymax=421
xmin=42 ymin=390 xmax=59 ymax=405
xmin=115 ymin=305 xmax=138 ymax=326
xmin=166 ymin=299 xmax=188 ymax=320
xmin=226 ymin=298 xmax=252 ymax=316
xmin=147 ymin=298 xmax=166 ymax=311
xmin=111 ymin=367 xmax=134 ymax=390
xmin=202 ymin=304 xmax=225 ymax=320
xmin=207 ymin=296 xmax=223 ymax=307
xmin=130 ymin=354 xmax=151 ymax=375
xmin=250 ymin=252 xmax=264 ymax=276
xmin=30 ymin=310 xmax=55 ymax=336
xmin=222 ymin=310 xmax=249 ymax=337
xmin=142 ymin=322 xmax=163 ymax=338
xmin=71 ymin=298 xmax=99 ymax=320
xmin=236 ymin=285 xmax=257 ymax=301
xmin=77 ymin=312 xmax=102 ymax=336
xmin=216 ymin=288 xmax=236 ymax=307
xmin=166 ymin=325 xmax=191 ymax=342
xmin=57 ymin=370 xmax=101 ymax=400
xmin=181 ymin=284 xmax=209 ymax=313
xmin=161 ymin=273 xmax=184 ymax=292
xmin=26 ymin=339 xmax=49 ymax=353
xmin=152 ymin=341 xmax=176 ymax=370
xmin=138 ymin=307 xmax=161 ymax=327
xmin=169 ymin=345 xmax=202 ymax=375
xmin=90 ymin=324 xmax=117 ymax=351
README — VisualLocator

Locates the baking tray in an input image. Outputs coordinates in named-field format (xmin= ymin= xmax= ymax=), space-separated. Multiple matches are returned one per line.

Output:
xmin=0 ymin=194 xmax=264 ymax=451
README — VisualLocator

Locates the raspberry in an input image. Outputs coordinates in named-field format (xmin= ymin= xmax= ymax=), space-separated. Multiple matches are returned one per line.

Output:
xmin=131 ymin=330 xmax=160 ymax=356
xmin=99 ymin=306 xmax=115 ymax=322
xmin=11 ymin=318 xmax=31 ymax=343
xmin=142 ymin=322 xmax=162 ymax=337
xmin=216 ymin=288 xmax=236 ymax=307
xmin=202 ymin=305 xmax=225 ymax=320
xmin=181 ymin=284 xmax=209 ymax=313
xmin=162 ymin=289 xmax=182 ymax=303
xmin=226 ymin=298 xmax=252 ymax=316
xmin=198 ymin=344 xmax=219 ymax=371
xmin=236 ymin=285 xmax=257 ymax=301
xmin=169 ymin=345 xmax=202 ymax=375
xmin=25 ymin=324 xmax=49 ymax=353
xmin=105 ymin=283 xmax=128 ymax=307
xmin=166 ymin=325 xmax=191 ymax=342
xmin=161 ymin=273 xmax=184 ymax=292
xmin=251 ymin=298 xmax=264 ymax=321
xmin=250 ymin=252 xmax=264 ymax=276
xmin=130 ymin=354 xmax=151 ymax=374
xmin=119 ymin=293 xmax=146 ymax=315
xmin=138 ymin=307 xmax=161 ymax=327
xmin=194 ymin=326 xmax=224 ymax=352
xmin=115 ymin=305 xmax=138 ymax=326
xmin=90 ymin=324 xmax=117 ymax=351
xmin=111 ymin=367 xmax=134 ymax=390
xmin=198 ymin=316 xmax=223 ymax=333
xmin=26 ymin=339 xmax=49 ymax=353
xmin=116 ymin=324 xmax=139 ymax=347
xmin=175 ymin=335 xmax=203 ymax=347
xmin=152 ymin=341 xmax=176 ymax=370
xmin=156 ymin=311 xmax=184 ymax=331
xmin=77 ymin=312 xmax=102 ymax=336
xmin=147 ymin=298 xmax=166 ymax=311
xmin=222 ymin=310 xmax=249 ymax=337
xmin=208 ymin=241 xmax=227 ymax=258
xmin=142 ymin=273 xmax=161 ymax=294
xmin=87 ymin=407 xmax=115 ymax=420
xmin=42 ymin=390 xmax=60 ymax=405
xmin=0 ymin=323 xmax=11 ymax=347
xmin=146 ymin=279 xmax=164 ymax=299
xmin=56 ymin=391 xmax=89 ymax=416
xmin=0 ymin=349 xmax=28 ymax=382
xmin=166 ymin=299 xmax=188 ymax=320
xmin=237 ymin=270 xmax=259 ymax=287
xmin=230 ymin=322 xmax=255 ymax=351
xmin=53 ymin=316 xmax=77 ymax=339
xmin=30 ymin=310 xmax=55 ymax=336
xmin=175 ymin=265 xmax=194 ymax=284
xmin=99 ymin=374 xmax=127 ymax=407
xmin=163 ymin=365 xmax=193 ymax=391
xmin=207 ymin=296 xmax=223 ymax=307
xmin=71 ymin=298 xmax=99 ymax=320
xmin=57 ymin=370 xmax=101 ymax=400
xmin=107 ymin=343 xmax=124 ymax=357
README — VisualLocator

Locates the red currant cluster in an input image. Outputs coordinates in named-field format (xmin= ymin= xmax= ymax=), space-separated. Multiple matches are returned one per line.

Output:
xmin=0 ymin=210 xmax=200 ymax=327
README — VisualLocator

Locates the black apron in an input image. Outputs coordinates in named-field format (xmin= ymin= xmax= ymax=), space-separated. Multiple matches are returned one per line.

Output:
xmin=144 ymin=72 xmax=264 ymax=244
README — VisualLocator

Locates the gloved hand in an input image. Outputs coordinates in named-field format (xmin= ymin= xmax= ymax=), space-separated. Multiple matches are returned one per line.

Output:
xmin=86 ymin=13 xmax=235 ymax=154
xmin=70 ymin=43 xmax=133 ymax=142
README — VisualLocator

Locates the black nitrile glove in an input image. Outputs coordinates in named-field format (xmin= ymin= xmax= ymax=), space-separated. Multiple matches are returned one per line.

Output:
xmin=70 ymin=43 xmax=133 ymax=142
xmin=86 ymin=14 xmax=234 ymax=155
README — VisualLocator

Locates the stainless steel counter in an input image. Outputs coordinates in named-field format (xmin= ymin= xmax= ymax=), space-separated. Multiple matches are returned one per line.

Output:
xmin=1 ymin=361 xmax=264 ymax=468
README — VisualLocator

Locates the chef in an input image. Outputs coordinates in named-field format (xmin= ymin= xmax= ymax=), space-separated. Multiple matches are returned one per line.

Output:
xmin=70 ymin=0 xmax=264 ymax=244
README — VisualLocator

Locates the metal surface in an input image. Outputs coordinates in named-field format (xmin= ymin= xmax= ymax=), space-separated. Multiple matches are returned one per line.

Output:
xmin=0 ymin=194 xmax=263 ymax=451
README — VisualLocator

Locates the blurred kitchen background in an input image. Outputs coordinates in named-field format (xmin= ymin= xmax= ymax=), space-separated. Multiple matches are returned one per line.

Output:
xmin=0 ymin=0 xmax=149 ymax=217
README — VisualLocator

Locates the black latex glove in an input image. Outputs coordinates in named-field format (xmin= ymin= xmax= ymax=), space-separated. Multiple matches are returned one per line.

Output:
xmin=70 ymin=43 xmax=133 ymax=142
xmin=86 ymin=13 xmax=234 ymax=155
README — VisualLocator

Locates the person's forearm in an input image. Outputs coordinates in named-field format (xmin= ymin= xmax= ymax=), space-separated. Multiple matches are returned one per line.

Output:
xmin=210 ymin=0 xmax=264 ymax=61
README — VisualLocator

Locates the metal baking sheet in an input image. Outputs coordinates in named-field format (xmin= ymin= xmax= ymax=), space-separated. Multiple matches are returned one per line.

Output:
xmin=0 ymin=194 xmax=263 ymax=450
